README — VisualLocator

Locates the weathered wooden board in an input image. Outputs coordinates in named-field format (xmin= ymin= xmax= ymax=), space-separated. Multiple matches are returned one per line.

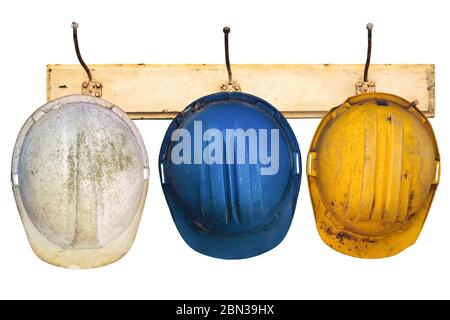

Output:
xmin=47 ymin=64 xmax=435 ymax=119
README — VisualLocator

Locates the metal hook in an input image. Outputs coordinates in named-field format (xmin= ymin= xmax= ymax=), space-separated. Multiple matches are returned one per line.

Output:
xmin=355 ymin=23 xmax=375 ymax=94
xmin=223 ymin=27 xmax=232 ymax=84
xmin=363 ymin=23 xmax=373 ymax=82
xmin=71 ymin=22 xmax=102 ymax=97
xmin=72 ymin=22 xmax=92 ymax=82
xmin=221 ymin=26 xmax=240 ymax=92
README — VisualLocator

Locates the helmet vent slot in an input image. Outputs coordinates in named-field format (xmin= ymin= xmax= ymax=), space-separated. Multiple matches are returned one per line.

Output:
xmin=433 ymin=161 xmax=441 ymax=184
xmin=376 ymin=100 xmax=389 ymax=107
xmin=293 ymin=152 xmax=300 ymax=175
xmin=12 ymin=174 xmax=19 ymax=186
xmin=160 ymin=163 xmax=167 ymax=184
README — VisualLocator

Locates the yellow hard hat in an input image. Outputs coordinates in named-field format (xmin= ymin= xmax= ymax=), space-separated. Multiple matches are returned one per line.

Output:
xmin=307 ymin=93 xmax=440 ymax=258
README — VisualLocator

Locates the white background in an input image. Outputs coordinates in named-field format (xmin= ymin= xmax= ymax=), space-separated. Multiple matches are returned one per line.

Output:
xmin=0 ymin=0 xmax=448 ymax=299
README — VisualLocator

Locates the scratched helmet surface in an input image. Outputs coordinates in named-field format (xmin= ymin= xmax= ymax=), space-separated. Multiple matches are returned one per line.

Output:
xmin=11 ymin=95 xmax=149 ymax=268
xmin=159 ymin=92 xmax=301 ymax=259
xmin=307 ymin=93 xmax=440 ymax=258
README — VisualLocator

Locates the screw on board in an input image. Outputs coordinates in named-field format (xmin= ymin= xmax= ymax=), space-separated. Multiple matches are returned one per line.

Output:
xmin=72 ymin=22 xmax=102 ymax=97
xmin=220 ymin=27 xmax=241 ymax=92
xmin=355 ymin=23 xmax=376 ymax=95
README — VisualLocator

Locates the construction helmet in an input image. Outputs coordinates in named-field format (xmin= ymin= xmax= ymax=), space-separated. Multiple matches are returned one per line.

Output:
xmin=307 ymin=24 xmax=439 ymax=258
xmin=307 ymin=93 xmax=439 ymax=258
xmin=159 ymin=26 xmax=300 ymax=260
xmin=159 ymin=91 xmax=301 ymax=259
xmin=10 ymin=24 xmax=149 ymax=268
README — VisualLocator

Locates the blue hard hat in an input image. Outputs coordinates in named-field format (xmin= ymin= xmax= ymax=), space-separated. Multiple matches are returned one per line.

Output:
xmin=159 ymin=92 xmax=301 ymax=259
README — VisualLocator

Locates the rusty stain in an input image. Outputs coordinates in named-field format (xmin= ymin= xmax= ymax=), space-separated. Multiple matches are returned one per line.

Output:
xmin=325 ymin=227 xmax=333 ymax=236
xmin=407 ymin=212 xmax=417 ymax=221
xmin=336 ymin=232 xmax=356 ymax=242
xmin=407 ymin=191 xmax=415 ymax=212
